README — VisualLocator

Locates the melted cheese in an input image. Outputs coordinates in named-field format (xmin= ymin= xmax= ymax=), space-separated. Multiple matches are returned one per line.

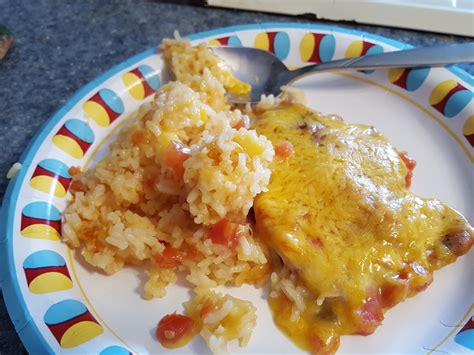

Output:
xmin=253 ymin=103 xmax=473 ymax=353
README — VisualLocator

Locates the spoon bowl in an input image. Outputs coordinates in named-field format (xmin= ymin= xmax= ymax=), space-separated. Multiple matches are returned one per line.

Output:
xmin=211 ymin=43 xmax=474 ymax=104
xmin=212 ymin=46 xmax=287 ymax=102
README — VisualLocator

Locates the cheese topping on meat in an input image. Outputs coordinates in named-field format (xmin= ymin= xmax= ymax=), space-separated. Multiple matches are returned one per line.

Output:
xmin=253 ymin=103 xmax=473 ymax=353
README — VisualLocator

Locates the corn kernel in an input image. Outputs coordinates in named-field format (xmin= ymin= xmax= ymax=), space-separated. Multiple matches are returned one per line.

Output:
xmin=200 ymin=108 xmax=208 ymax=123
xmin=158 ymin=131 xmax=180 ymax=153
xmin=226 ymin=77 xmax=251 ymax=95
xmin=233 ymin=132 xmax=265 ymax=157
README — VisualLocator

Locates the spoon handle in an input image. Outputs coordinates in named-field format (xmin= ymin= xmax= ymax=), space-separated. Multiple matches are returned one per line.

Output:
xmin=286 ymin=43 xmax=474 ymax=82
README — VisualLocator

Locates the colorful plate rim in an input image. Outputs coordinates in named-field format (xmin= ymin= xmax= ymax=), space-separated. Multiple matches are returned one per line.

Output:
xmin=0 ymin=22 xmax=472 ymax=354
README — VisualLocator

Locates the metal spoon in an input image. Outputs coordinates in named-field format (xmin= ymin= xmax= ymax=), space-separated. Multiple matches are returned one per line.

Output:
xmin=211 ymin=43 xmax=474 ymax=103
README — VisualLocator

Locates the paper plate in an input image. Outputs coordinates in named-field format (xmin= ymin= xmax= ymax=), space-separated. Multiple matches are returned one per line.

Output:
xmin=1 ymin=23 xmax=473 ymax=354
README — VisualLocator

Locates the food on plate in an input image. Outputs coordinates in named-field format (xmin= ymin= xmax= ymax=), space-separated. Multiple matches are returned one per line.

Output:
xmin=62 ymin=39 xmax=473 ymax=354
xmin=161 ymin=39 xmax=251 ymax=100
xmin=63 ymin=38 xmax=271 ymax=353
xmin=185 ymin=291 xmax=257 ymax=353
xmin=156 ymin=312 xmax=197 ymax=349
xmin=253 ymin=103 xmax=473 ymax=352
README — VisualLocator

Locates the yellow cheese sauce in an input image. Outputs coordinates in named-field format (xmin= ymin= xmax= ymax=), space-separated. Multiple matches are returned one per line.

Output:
xmin=253 ymin=103 xmax=473 ymax=353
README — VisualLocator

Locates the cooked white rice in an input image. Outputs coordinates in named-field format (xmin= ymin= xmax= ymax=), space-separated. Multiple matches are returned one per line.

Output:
xmin=62 ymin=38 xmax=275 ymax=353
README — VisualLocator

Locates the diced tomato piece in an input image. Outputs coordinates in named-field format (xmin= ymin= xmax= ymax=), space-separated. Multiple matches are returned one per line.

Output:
xmin=400 ymin=153 xmax=416 ymax=171
xmin=68 ymin=166 xmax=81 ymax=176
xmin=156 ymin=312 xmax=196 ymax=348
xmin=144 ymin=172 xmax=159 ymax=190
xmin=233 ymin=118 xmax=246 ymax=130
xmin=405 ymin=172 xmax=414 ymax=188
xmin=164 ymin=141 xmax=191 ymax=179
xmin=398 ymin=263 xmax=410 ymax=280
xmin=443 ymin=231 xmax=473 ymax=257
xmin=69 ymin=180 xmax=87 ymax=193
xmin=183 ymin=245 xmax=202 ymax=262
xmin=155 ymin=247 xmax=184 ymax=269
xmin=380 ymin=279 xmax=408 ymax=308
xmin=208 ymin=219 xmax=240 ymax=249
xmin=399 ymin=152 xmax=416 ymax=188
xmin=410 ymin=274 xmax=433 ymax=293
xmin=353 ymin=292 xmax=384 ymax=335
xmin=311 ymin=238 xmax=323 ymax=248
xmin=275 ymin=140 xmax=294 ymax=158
xmin=426 ymin=249 xmax=438 ymax=264
xmin=132 ymin=129 xmax=153 ymax=146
